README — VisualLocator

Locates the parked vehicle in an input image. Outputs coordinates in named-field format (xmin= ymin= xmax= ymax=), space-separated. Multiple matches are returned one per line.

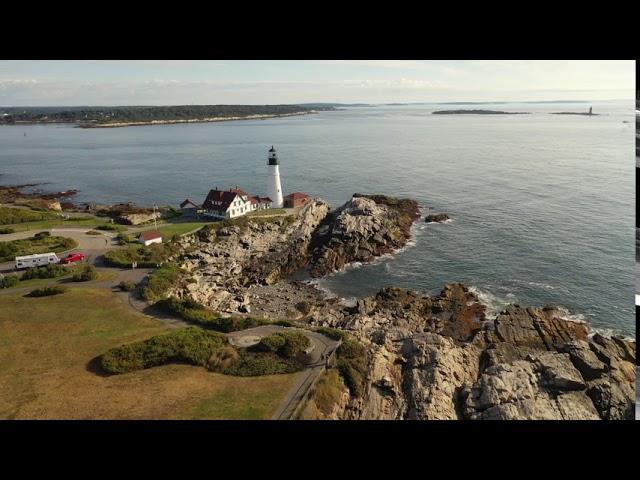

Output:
xmin=61 ymin=253 xmax=86 ymax=265
xmin=15 ymin=252 xmax=60 ymax=269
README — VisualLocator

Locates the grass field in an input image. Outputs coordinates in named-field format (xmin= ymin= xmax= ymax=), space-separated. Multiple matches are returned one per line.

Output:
xmin=0 ymin=235 xmax=78 ymax=262
xmin=3 ymin=216 xmax=106 ymax=233
xmin=0 ymin=288 xmax=297 ymax=419
xmin=0 ymin=268 xmax=116 ymax=291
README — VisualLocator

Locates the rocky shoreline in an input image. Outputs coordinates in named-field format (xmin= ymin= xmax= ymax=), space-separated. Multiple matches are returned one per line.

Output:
xmin=168 ymin=193 xmax=635 ymax=420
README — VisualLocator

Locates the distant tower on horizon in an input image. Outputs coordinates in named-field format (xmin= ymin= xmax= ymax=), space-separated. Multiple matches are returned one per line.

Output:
xmin=266 ymin=146 xmax=283 ymax=208
xmin=588 ymin=106 xmax=593 ymax=115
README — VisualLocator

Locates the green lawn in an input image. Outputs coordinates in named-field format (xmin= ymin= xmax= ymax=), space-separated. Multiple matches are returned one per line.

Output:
xmin=1 ymin=268 xmax=116 ymax=291
xmin=153 ymin=222 xmax=209 ymax=239
xmin=3 ymin=216 xmax=107 ymax=233
xmin=0 ymin=235 xmax=78 ymax=262
xmin=0 ymin=206 xmax=59 ymax=225
xmin=0 ymin=288 xmax=298 ymax=419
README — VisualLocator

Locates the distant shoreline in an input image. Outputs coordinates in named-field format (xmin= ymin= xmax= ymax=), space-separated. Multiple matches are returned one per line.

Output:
xmin=2 ymin=111 xmax=319 ymax=129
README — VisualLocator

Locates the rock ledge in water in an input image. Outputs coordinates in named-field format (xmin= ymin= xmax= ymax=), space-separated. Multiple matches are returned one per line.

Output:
xmin=425 ymin=213 xmax=450 ymax=223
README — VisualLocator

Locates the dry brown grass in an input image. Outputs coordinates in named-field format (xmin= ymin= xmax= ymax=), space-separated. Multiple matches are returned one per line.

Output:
xmin=0 ymin=288 xmax=298 ymax=419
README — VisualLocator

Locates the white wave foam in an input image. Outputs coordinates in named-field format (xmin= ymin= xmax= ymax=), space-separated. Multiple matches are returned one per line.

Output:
xmin=551 ymin=306 xmax=587 ymax=325
xmin=468 ymin=286 xmax=512 ymax=320
xmin=424 ymin=219 xmax=453 ymax=225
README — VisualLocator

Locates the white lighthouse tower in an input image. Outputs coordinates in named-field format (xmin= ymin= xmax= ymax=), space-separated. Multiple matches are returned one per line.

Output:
xmin=266 ymin=146 xmax=283 ymax=208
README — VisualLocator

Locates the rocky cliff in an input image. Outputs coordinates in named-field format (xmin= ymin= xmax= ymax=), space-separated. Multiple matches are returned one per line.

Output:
xmin=174 ymin=199 xmax=331 ymax=313
xmin=308 ymin=194 xmax=420 ymax=277
xmin=303 ymin=284 xmax=635 ymax=420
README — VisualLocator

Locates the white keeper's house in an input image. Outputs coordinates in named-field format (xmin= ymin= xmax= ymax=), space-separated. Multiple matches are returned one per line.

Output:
xmin=202 ymin=186 xmax=272 ymax=219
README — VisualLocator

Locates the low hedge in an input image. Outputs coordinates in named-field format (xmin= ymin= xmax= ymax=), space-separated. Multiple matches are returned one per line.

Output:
xmin=100 ymin=327 xmax=228 ymax=374
xmin=72 ymin=265 xmax=98 ymax=282
xmin=26 ymin=285 xmax=68 ymax=297
xmin=99 ymin=326 xmax=306 ymax=377
xmin=0 ymin=227 xmax=15 ymax=234
xmin=96 ymin=224 xmax=124 ymax=232
xmin=155 ymin=296 xmax=270 ymax=333
xmin=21 ymin=263 xmax=68 ymax=280
xmin=315 ymin=326 xmax=349 ymax=341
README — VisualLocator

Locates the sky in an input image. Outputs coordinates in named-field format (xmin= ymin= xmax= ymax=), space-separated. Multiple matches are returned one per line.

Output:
xmin=0 ymin=60 xmax=634 ymax=106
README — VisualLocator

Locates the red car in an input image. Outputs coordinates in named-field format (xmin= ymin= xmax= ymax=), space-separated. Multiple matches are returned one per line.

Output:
xmin=61 ymin=253 xmax=86 ymax=264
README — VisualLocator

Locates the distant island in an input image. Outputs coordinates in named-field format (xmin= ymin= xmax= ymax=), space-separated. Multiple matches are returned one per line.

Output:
xmin=432 ymin=109 xmax=530 ymax=115
xmin=0 ymin=104 xmax=336 ymax=128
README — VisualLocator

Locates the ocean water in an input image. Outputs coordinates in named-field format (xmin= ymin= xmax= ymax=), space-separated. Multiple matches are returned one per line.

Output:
xmin=0 ymin=101 xmax=635 ymax=336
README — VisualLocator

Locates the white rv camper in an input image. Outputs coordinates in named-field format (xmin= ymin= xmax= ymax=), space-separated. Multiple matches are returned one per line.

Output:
xmin=15 ymin=252 xmax=60 ymax=269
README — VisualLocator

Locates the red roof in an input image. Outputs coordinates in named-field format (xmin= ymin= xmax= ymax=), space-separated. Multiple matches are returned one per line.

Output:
xmin=284 ymin=192 xmax=310 ymax=200
xmin=202 ymin=189 xmax=240 ymax=212
xmin=250 ymin=196 xmax=272 ymax=204
xmin=140 ymin=230 xmax=162 ymax=241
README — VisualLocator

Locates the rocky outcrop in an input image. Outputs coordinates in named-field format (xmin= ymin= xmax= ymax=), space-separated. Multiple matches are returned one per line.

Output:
xmin=116 ymin=211 xmax=162 ymax=225
xmin=303 ymin=284 xmax=636 ymax=420
xmin=173 ymin=199 xmax=330 ymax=313
xmin=308 ymin=194 xmax=420 ymax=277
xmin=425 ymin=213 xmax=449 ymax=223
xmin=175 ymin=194 xmax=419 ymax=315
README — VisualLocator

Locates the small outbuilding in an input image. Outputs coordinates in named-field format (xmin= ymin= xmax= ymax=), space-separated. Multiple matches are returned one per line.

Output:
xmin=139 ymin=230 xmax=163 ymax=246
xmin=283 ymin=192 xmax=311 ymax=208
xmin=180 ymin=198 xmax=202 ymax=216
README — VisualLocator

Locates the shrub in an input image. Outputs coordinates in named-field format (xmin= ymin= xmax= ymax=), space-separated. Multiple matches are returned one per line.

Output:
xmin=0 ymin=275 xmax=20 ymax=289
xmin=315 ymin=326 xmax=348 ymax=341
xmin=207 ymin=345 xmax=239 ymax=371
xmin=257 ymin=333 xmax=286 ymax=353
xmin=72 ymin=265 xmax=98 ymax=282
xmin=142 ymin=263 xmax=182 ymax=302
xmin=155 ymin=297 xmax=270 ymax=333
xmin=100 ymin=327 xmax=228 ymax=374
xmin=255 ymin=331 xmax=311 ymax=358
xmin=309 ymin=369 xmax=347 ymax=415
xmin=95 ymin=224 xmax=124 ymax=231
xmin=274 ymin=320 xmax=295 ymax=327
xmin=218 ymin=351 xmax=303 ymax=377
xmin=85 ymin=230 xmax=102 ymax=235
xmin=335 ymin=336 xmax=369 ymax=397
xmin=34 ymin=231 xmax=51 ymax=238
xmin=26 ymin=285 xmax=68 ymax=297
xmin=21 ymin=263 xmax=68 ymax=280
xmin=118 ymin=280 xmax=136 ymax=291
xmin=0 ymin=227 xmax=15 ymax=234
